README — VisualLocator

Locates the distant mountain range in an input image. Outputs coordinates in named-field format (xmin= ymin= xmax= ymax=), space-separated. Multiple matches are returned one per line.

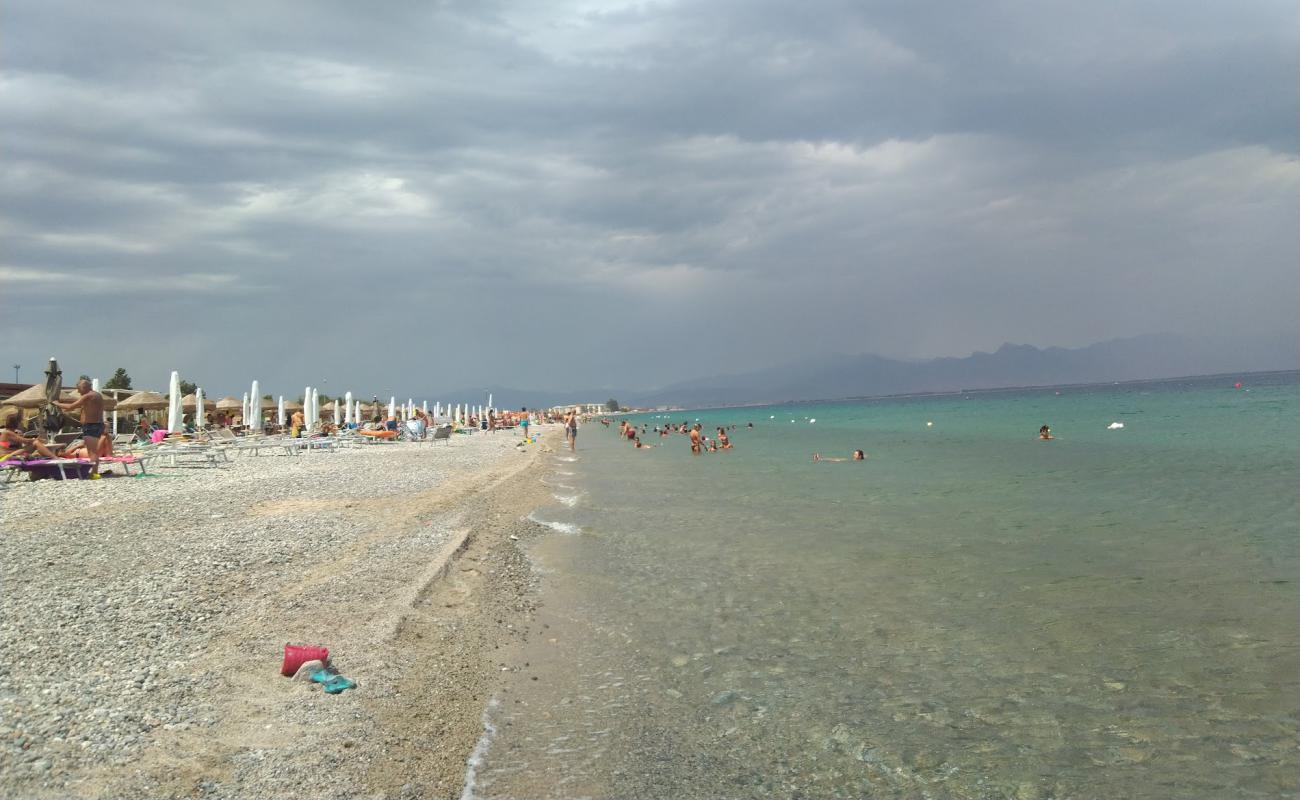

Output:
xmin=452 ymin=333 xmax=1297 ymax=410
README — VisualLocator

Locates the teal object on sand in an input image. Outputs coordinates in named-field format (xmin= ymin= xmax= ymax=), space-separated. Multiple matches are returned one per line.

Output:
xmin=310 ymin=669 xmax=357 ymax=694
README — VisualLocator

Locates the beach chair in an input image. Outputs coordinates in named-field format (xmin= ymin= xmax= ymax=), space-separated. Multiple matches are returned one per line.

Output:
xmin=428 ymin=424 xmax=453 ymax=446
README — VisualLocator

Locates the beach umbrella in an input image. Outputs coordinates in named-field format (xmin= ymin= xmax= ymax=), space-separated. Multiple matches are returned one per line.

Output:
xmin=260 ymin=396 xmax=276 ymax=410
xmin=195 ymin=388 xmax=205 ymax=429
xmin=303 ymin=386 xmax=311 ymax=426
xmin=333 ymin=400 xmax=342 ymax=426
xmin=487 ymin=393 xmax=493 ymax=412
xmin=252 ymin=381 xmax=263 ymax=428
xmin=242 ymin=392 xmax=250 ymax=425
xmin=311 ymin=388 xmax=319 ymax=429
xmin=215 ymin=396 xmax=241 ymax=411
xmin=166 ymin=371 xmax=182 ymax=433
xmin=35 ymin=358 xmax=61 ymax=434
xmin=344 ymin=391 xmax=354 ymax=425
xmin=95 ymin=378 xmax=117 ymax=435
xmin=117 ymin=390 xmax=169 ymax=411
xmin=180 ymin=393 xmax=198 ymax=411
xmin=4 ymin=384 xmax=59 ymax=408
xmin=43 ymin=358 xmax=61 ymax=405
xmin=277 ymin=396 xmax=285 ymax=427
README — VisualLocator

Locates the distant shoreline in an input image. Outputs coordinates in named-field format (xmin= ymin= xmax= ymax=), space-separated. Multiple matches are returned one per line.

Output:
xmin=631 ymin=368 xmax=1298 ymax=415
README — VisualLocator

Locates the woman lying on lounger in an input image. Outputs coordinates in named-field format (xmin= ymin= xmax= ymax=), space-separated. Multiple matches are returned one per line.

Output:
xmin=0 ymin=413 xmax=60 ymax=460
xmin=58 ymin=436 xmax=114 ymax=460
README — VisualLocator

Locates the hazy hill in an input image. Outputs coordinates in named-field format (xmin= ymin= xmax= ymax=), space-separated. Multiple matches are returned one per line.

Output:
xmin=627 ymin=333 xmax=1297 ymax=408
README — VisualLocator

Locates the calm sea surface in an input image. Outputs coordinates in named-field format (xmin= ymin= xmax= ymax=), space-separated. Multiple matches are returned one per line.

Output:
xmin=470 ymin=372 xmax=1298 ymax=799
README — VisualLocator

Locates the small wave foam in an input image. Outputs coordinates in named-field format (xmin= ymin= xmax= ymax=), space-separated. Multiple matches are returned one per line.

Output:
xmin=557 ymin=470 xmax=575 ymax=476
xmin=556 ymin=456 xmax=578 ymax=462
xmin=553 ymin=493 xmax=581 ymax=507
xmin=459 ymin=696 xmax=500 ymax=800
xmin=527 ymin=511 xmax=581 ymax=535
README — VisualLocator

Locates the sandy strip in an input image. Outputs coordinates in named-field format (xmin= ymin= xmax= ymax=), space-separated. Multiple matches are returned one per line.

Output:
xmin=0 ymin=429 xmax=557 ymax=799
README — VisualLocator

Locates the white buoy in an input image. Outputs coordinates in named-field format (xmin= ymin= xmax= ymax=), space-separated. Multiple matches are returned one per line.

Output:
xmin=927 ymin=421 xmax=933 ymax=427
xmin=1107 ymin=422 xmax=1125 ymax=429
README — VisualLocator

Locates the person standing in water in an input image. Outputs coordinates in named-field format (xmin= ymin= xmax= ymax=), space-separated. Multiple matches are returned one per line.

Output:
xmin=1039 ymin=425 xmax=1053 ymax=440
xmin=54 ymin=379 xmax=106 ymax=478
xmin=565 ymin=411 xmax=578 ymax=451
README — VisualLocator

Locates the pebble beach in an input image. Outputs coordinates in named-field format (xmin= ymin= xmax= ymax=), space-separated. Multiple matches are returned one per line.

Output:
xmin=1 ymin=430 xmax=556 ymax=799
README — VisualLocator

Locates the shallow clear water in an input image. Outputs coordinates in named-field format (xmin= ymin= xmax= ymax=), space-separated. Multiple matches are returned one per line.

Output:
xmin=473 ymin=372 xmax=1298 ymax=799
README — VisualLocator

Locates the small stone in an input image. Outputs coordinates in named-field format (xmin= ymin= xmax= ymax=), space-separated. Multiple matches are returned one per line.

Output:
xmin=670 ymin=655 xmax=690 ymax=668
xmin=293 ymin=660 xmax=326 ymax=681
xmin=711 ymin=690 xmax=739 ymax=706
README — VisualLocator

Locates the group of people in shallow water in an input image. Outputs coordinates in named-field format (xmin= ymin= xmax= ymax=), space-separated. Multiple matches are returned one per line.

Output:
xmin=600 ymin=417 xmax=871 ymax=462
xmin=607 ymin=419 xmax=739 ymax=454
xmin=595 ymin=416 xmax=1061 ymax=460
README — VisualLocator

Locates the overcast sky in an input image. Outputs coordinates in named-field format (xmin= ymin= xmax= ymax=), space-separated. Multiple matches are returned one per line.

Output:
xmin=3 ymin=0 xmax=1296 ymax=399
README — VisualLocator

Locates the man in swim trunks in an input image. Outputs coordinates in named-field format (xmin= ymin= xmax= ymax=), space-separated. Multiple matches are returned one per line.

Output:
xmin=54 ymin=379 xmax=106 ymax=478
xmin=520 ymin=408 xmax=530 ymax=439
xmin=689 ymin=424 xmax=702 ymax=455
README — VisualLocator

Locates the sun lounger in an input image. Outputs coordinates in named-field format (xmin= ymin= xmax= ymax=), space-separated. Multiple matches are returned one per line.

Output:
xmin=428 ymin=425 xmax=453 ymax=445
xmin=0 ymin=455 xmax=148 ymax=481
xmin=357 ymin=429 xmax=399 ymax=445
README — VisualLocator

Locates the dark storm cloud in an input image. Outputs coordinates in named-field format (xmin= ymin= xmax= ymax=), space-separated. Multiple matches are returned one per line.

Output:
xmin=2 ymin=0 xmax=1295 ymax=397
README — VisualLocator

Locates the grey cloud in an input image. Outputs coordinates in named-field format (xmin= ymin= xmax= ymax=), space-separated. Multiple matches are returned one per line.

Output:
xmin=1 ymin=0 xmax=1295 ymax=396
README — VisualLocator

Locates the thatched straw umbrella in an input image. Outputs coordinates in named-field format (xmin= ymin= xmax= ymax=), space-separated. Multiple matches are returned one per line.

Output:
xmin=6 ymin=384 xmax=65 ymax=408
xmin=259 ymin=397 xmax=277 ymax=410
xmin=116 ymin=391 xmax=169 ymax=411
xmin=214 ymin=396 xmax=242 ymax=411
xmin=283 ymin=400 xmax=304 ymax=412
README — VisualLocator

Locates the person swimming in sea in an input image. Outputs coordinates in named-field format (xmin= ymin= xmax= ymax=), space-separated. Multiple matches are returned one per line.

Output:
xmin=813 ymin=449 xmax=866 ymax=462
xmin=1039 ymin=425 xmax=1054 ymax=440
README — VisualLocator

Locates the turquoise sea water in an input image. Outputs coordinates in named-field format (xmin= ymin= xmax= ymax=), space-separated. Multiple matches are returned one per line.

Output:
xmin=473 ymin=372 xmax=1298 ymax=799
